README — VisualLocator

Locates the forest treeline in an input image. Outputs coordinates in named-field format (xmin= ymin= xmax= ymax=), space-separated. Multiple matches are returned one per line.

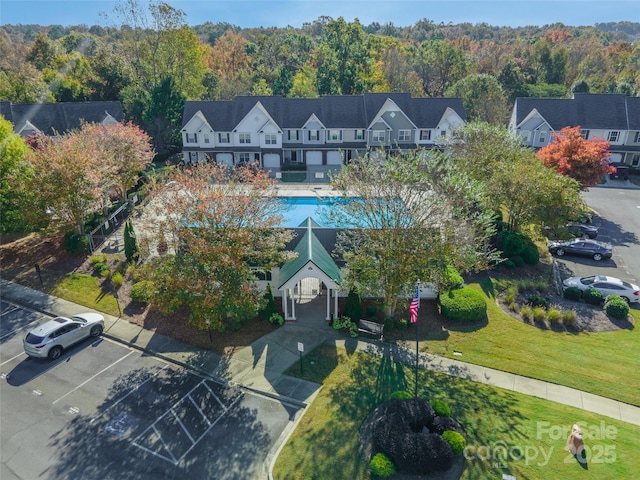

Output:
xmin=1 ymin=0 xmax=638 ymax=158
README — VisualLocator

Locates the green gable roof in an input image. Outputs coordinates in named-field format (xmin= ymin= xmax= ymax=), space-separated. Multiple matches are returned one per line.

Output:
xmin=278 ymin=217 xmax=342 ymax=289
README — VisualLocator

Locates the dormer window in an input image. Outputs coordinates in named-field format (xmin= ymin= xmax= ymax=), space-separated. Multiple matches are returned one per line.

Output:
xmin=239 ymin=133 xmax=251 ymax=144
xmin=608 ymin=131 xmax=620 ymax=142
xmin=372 ymin=130 xmax=385 ymax=142
xmin=420 ymin=130 xmax=431 ymax=141
xmin=264 ymin=133 xmax=277 ymax=144
xmin=218 ymin=133 xmax=229 ymax=143
xmin=308 ymin=130 xmax=319 ymax=141
xmin=186 ymin=133 xmax=197 ymax=143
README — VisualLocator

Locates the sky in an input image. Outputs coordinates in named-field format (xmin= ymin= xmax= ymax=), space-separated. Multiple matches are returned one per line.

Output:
xmin=1 ymin=0 xmax=639 ymax=29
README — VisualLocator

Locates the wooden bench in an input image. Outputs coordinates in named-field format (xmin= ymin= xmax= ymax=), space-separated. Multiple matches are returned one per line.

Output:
xmin=358 ymin=319 xmax=384 ymax=340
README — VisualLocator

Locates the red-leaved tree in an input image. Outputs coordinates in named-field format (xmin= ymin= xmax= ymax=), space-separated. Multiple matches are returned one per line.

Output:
xmin=536 ymin=126 xmax=614 ymax=189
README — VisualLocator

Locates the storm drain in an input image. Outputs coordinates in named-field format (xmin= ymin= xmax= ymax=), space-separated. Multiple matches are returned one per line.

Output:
xmin=131 ymin=379 xmax=243 ymax=465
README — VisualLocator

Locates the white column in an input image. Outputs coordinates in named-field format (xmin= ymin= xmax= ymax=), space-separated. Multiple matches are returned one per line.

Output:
xmin=326 ymin=286 xmax=330 ymax=321
xmin=291 ymin=287 xmax=296 ymax=320
xmin=283 ymin=289 xmax=289 ymax=320
xmin=333 ymin=288 xmax=339 ymax=318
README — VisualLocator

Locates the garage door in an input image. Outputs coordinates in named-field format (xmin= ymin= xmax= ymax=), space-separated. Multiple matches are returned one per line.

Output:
xmin=327 ymin=151 xmax=343 ymax=165
xmin=263 ymin=153 xmax=280 ymax=168
xmin=306 ymin=151 xmax=322 ymax=165
xmin=216 ymin=153 xmax=233 ymax=167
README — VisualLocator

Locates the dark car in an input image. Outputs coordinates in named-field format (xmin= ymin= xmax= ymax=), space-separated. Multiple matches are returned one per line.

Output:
xmin=548 ymin=239 xmax=612 ymax=261
xmin=566 ymin=222 xmax=599 ymax=239
xmin=609 ymin=162 xmax=630 ymax=180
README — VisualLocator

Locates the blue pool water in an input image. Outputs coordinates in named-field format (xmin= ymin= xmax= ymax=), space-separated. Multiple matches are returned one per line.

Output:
xmin=279 ymin=197 xmax=355 ymax=228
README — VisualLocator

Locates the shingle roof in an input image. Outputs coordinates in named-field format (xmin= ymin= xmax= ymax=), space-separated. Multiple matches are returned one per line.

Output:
xmin=182 ymin=94 xmax=465 ymax=131
xmin=278 ymin=218 xmax=342 ymax=289
xmin=513 ymin=94 xmax=633 ymax=130
xmin=1 ymin=101 xmax=124 ymax=135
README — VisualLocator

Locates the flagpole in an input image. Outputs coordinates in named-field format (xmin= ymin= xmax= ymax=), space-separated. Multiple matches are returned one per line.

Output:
xmin=415 ymin=280 xmax=420 ymax=398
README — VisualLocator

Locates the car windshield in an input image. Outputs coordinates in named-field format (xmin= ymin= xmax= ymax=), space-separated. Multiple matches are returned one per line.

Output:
xmin=580 ymin=276 xmax=597 ymax=285
xmin=70 ymin=316 xmax=88 ymax=324
xmin=25 ymin=333 xmax=44 ymax=344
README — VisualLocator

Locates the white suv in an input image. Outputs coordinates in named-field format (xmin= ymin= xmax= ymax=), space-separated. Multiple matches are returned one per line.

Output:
xmin=23 ymin=313 xmax=105 ymax=359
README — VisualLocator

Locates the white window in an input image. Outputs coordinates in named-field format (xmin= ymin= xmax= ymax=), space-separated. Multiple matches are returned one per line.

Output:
xmin=608 ymin=131 xmax=620 ymax=142
xmin=372 ymin=130 xmax=385 ymax=142
xmin=186 ymin=133 xmax=197 ymax=143
xmin=203 ymin=134 xmax=210 ymax=144
xmin=327 ymin=129 xmax=342 ymax=141
xmin=354 ymin=129 xmax=364 ymax=140
xmin=398 ymin=129 xmax=411 ymax=142
xmin=308 ymin=130 xmax=319 ymax=141
xmin=440 ymin=130 xmax=447 ymax=137
xmin=218 ymin=133 xmax=229 ymax=143
xmin=538 ymin=131 xmax=546 ymax=143
xmin=420 ymin=130 xmax=431 ymax=141
xmin=287 ymin=129 xmax=299 ymax=141
xmin=580 ymin=129 xmax=589 ymax=139
xmin=264 ymin=134 xmax=277 ymax=145
xmin=634 ymin=131 xmax=640 ymax=143
xmin=632 ymin=155 xmax=640 ymax=167
xmin=239 ymin=133 xmax=251 ymax=144
xmin=237 ymin=153 xmax=251 ymax=164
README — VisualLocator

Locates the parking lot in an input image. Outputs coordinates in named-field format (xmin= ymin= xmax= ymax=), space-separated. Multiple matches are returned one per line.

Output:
xmin=1 ymin=301 xmax=298 ymax=480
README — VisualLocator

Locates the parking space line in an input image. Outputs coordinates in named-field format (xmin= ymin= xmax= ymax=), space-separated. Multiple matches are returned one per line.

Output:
xmin=0 ymin=352 xmax=26 ymax=367
xmin=187 ymin=394 xmax=212 ymax=427
xmin=171 ymin=408 xmax=196 ymax=444
xmin=90 ymin=363 xmax=170 ymax=424
xmin=0 ymin=318 xmax=41 ymax=341
xmin=53 ymin=351 xmax=134 ymax=404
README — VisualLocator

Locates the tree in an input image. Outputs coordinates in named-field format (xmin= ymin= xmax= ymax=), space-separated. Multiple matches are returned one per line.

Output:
xmin=0 ymin=116 xmax=34 ymax=233
xmin=329 ymin=151 xmax=496 ymax=318
xmin=537 ymin=126 xmax=614 ymax=189
xmin=443 ymin=122 xmax=584 ymax=232
xmin=411 ymin=40 xmax=468 ymax=97
xmin=82 ymin=121 xmax=155 ymax=201
xmin=124 ymin=220 xmax=139 ymax=262
xmin=138 ymin=163 xmax=295 ymax=332
xmin=445 ymin=74 xmax=508 ymax=125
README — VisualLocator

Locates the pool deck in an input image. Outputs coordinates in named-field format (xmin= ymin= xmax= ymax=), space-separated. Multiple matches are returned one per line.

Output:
xmin=274 ymin=183 xmax=340 ymax=197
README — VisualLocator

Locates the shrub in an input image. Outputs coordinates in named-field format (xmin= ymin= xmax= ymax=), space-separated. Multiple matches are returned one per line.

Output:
xmin=90 ymin=254 xmax=107 ymax=265
xmin=365 ymin=303 xmax=378 ymax=319
xmin=442 ymin=430 xmax=466 ymax=457
xmin=431 ymin=399 xmax=451 ymax=417
xmin=517 ymin=279 xmax=549 ymax=291
xmin=441 ymin=265 xmax=464 ymax=290
xmin=562 ymin=309 xmax=577 ymax=325
xmin=123 ymin=221 xmax=139 ymax=263
xmin=509 ymin=255 xmax=525 ymax=267
xmin=260 ymin=284 xmax=277 ymax=319
xmin=334 ymin=316 xmax=358 ymax=337
xmin=520 ymin=305 xmax=532 ymax=321
xmin=268 ymin=313 xmax=284 ymax=326
xmin=384 ymin=318 xmax=395 ymax=332
xmin=111 ymin=272 xmax=124 ymax=287
xmin=370 ymin=453 xmax=396 ymax=478
xmin=63 ymin=232 xmax=89 ymax=254
xmin=439 ymin=287 xmax=487 ymax=322
xmin=504 ymin=286 xmax=518 ymax=304
xmin=547 ymin=307 xmax=562 ymax=324
xmin=583 ymin=288 xmax=604 ymax=305
xmin=390 ymin=390 xmax=413 ymax=400
xmin=502 ymin=259 xmax=515 ymax=269
xmin=563 ymin=286 xmax=582 ymax=301
xmin=521 ymin=243 xmax=540 ymax=265
xmin=130 ymin=280 xmax=154 ymax=303
xmin=526 ymin=294 xmax=549 ymax=309
xmin=344 ymin=289 xmax=363 ymax=322
xmin=532 ymin=307 xmax=546 ymax=322
xmin=604 ymin=295 xmax=629 ymax=320
xmin=508 ymin=302 xmax=519 ymax=312
xmin=395 ymin=318 xmax=408 ymax=331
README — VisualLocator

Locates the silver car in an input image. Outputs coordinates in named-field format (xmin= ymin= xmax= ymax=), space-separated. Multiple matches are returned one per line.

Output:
xmin=23 ymin=313 xmax=105 ymax=359
xmin=563 ymin=275 xmax=640 ymax=303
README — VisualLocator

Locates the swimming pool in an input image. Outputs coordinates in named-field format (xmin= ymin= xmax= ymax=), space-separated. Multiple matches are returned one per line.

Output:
xmin=279 ymin=197 xmax=356 ymax=228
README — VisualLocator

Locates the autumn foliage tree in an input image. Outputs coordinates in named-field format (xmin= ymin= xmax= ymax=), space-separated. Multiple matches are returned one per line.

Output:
xmin=537 ymin=126 xmax=614 ymax=189
xmin=137 ymin=163 xmax=295 ymax=333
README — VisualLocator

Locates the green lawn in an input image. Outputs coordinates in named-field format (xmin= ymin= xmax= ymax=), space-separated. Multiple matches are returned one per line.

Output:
xmin=274 ymin=344 xmax=640 ymax=480
xmin=50 ymin=273 xmax=121 ymax=317
xmin=418 ymin=279 xmax=640 ymax=407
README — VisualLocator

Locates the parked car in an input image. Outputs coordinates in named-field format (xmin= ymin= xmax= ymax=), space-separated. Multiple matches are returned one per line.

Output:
xmin=563 ymin=275 xmax=640 ymax=303
xmin=23 ymin=313 xmax=104 ymax=359
xmin=548 ymin=239 xmax=612 ymax=261
xmin=609 ymin=162 xmax=630 ymax=181
xmin=566 ymin=222 xmax=598 ymax=239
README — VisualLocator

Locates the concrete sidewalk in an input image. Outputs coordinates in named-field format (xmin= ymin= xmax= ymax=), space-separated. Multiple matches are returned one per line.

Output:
xmin=2 ymin=279 xmax=639 ymax=426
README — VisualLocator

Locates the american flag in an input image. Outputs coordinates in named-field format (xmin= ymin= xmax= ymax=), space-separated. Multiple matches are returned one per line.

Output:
xmin=409 ymin=283 xmax=420 ymax=324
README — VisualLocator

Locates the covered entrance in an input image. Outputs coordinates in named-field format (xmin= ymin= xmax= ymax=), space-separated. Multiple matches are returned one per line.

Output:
xmin=278 ymin=218 xmax=342 ymax=322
